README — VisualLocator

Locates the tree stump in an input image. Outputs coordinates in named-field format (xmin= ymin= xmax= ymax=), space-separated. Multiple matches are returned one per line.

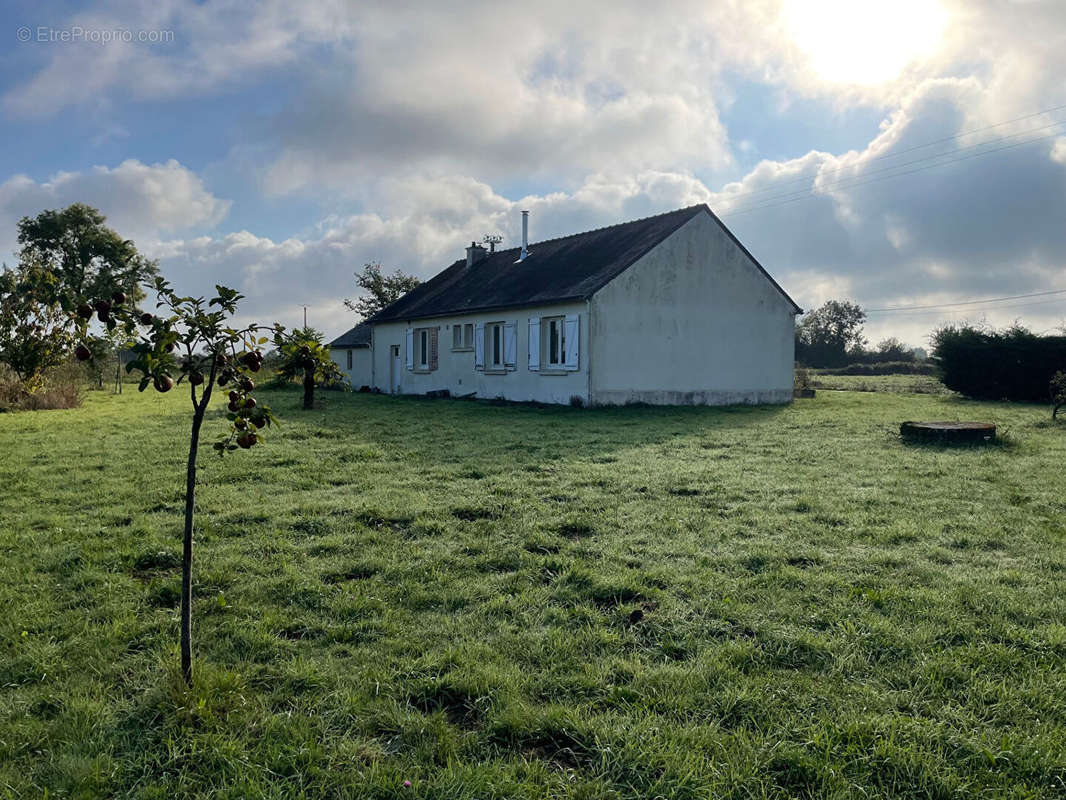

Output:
xmin=900 ymin=421 xmax=996 ymax=444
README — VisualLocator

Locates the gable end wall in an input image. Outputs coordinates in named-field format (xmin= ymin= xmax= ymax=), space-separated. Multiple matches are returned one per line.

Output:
xmin=589 ymin=210 xmax=797 ymax=406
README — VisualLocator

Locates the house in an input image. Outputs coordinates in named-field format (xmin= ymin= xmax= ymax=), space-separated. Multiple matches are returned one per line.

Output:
xmin=327 ymin=322 xmax=373 ymax=389
xmin=336 ymin=203 xmax=801 ymax=406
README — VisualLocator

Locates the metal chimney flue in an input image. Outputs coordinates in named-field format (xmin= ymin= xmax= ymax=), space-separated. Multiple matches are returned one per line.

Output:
xmin=519 ymin=210 xmax=530 ymax=262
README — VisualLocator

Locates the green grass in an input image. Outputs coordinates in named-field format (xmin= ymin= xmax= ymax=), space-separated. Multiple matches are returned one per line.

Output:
xmin=2 ymin=388 xmax=1065 ymax=798
xmin=809 ymin=372 xmax=952 ymax=395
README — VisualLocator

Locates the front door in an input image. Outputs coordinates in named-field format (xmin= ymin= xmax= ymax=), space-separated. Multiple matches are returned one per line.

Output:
xmin=390 ymin=345 xmax=401 ymax=394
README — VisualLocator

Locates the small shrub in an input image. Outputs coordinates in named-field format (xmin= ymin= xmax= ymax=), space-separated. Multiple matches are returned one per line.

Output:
xmin=0 ymin=362 xmax=84 ymax=412
xmin=818 ymin=361 xmax=938 ymax=376
xmin=569 ymin=394 xmax=585 ymax=408
xmin=1052 ymin=371 xmax=1066 ymax=419
xmin=794 ymin=367 xmax=812 ymax=389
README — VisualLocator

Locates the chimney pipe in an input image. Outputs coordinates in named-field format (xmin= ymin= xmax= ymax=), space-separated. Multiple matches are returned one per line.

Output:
xmin=520 ymin=210 xmax=529 ymax=261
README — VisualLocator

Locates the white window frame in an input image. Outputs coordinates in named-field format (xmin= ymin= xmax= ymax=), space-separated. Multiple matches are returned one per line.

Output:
xmin=487 ymin=322 xmax=505 ymax=370
xmin=451 ymin=321 xmax=475 ymax=352
xmin=417 ymin=328 xmax=430 ymax=370
xmin=543 ymin=316 xmax=565 ymax=368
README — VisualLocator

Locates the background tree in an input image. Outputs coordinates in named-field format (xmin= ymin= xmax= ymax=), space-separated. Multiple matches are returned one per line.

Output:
xmin=72 ymin=276 xmax=281 ymax=686
xmin=0 ymin=204 xmax=157 ymax=389
xmin=0 ymin=256 xmax=76 ymax=391
xmin=1050 ymin=371 xmax=1065 ymax=419
xmin=1048 ymin=371 xmax=1066 ymax=420
xmin=344 ymin=261 xmax=421 ymax=319
xmin=273 ymin=326 xmax=347 ymax=409
xmin=795 ymin=300 xmax=867 ymax=368
xmin=873 ymin=337 xmax=913 ymax=362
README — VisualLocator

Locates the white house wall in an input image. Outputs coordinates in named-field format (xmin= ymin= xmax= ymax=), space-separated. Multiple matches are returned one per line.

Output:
xmin=371 ymin=301 xmax=589 ymax=404
xmin=589 ymin=211 xmax=797 ymax=406
xmin=330 ymin=347 xmax=373 ymax=389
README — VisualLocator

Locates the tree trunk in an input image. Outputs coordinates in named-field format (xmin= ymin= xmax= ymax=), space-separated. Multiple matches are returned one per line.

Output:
xmin=303 ymin=367 xmax=314 ymax=410
xmin=181 ymin=403 xmax=206 ymax=685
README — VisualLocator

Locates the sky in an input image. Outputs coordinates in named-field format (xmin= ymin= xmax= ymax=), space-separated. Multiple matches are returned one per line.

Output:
xmin=1 ymin=0 xmax=1065 ymax=349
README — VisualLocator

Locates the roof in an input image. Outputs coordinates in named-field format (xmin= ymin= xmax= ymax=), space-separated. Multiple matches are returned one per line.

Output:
xmin=370 ymin=204 xmax=801 ymax=323
xmin=328 ymin=322 xmax=372 ymax=348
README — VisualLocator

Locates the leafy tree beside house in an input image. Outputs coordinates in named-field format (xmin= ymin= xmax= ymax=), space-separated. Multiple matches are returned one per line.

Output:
xmin=272 ymin=326 xmax=347 ymax=409
xmin=344 ymin=261 xmax=421 ymax=320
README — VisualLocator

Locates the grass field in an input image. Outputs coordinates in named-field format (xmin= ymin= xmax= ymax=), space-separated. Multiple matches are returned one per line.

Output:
xmin=808 ymin=372 xmax=951 ymax=395
xmin=2 ymin=388 xmax=1065 ymax=798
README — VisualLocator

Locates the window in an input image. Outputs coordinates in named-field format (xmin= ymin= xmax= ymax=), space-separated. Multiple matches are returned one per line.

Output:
xmin=544 ymin=316 xmax=565 ymax=367
xmin=529 ymin=313 xmax=579 ymax=372
xmin=489 ymin=322 xmax=504 ymax=369
xmin=418 ymin=329 xmax=429 ymax=369
xmin=476 ymin=321 xmax=515 ymax=372
xmin=451 ymin=322 xmax=475 ymax=351
xmin=409 ymin=326 xmax=438 ymax=371
xmin=346 ymin=349 xmax=353 ymax=370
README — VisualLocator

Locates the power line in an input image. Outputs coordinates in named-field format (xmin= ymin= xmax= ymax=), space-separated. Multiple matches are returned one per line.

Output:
xmin=716 ymin=102 xmax=1066 ymax=204
xmin=864 ymin=296 xmax=1066 ymax=318
xmin=720 ymin=126 xmax=1065 ymax=218
xmin=866 ymin=288 xmax=1066 ymax=313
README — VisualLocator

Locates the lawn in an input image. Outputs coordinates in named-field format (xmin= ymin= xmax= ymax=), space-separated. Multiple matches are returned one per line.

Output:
xmin=808 ymin=372 xmax=951 ymax=395
xmin=1 ymin=388 xmax=1065 ymax=799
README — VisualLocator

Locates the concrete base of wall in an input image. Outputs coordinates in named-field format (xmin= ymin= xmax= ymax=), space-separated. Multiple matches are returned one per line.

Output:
xmin=592 ymin=388 xmax=793 ymax=407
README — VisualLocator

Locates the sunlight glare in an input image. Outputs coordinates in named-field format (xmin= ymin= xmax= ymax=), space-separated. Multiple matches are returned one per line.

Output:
xmin=782 ymin=0 xmax=949 ymax=85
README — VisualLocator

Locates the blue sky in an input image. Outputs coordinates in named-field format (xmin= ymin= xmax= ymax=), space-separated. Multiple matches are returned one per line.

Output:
xmin=1 ymin=0 xmax=1064 ymax=346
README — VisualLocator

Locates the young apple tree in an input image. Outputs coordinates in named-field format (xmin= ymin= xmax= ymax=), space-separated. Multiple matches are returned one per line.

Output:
xmin=72 ymin=276 xmax=283 ymax=685
xmin=273 ymin=327 xmax=346 ymax=410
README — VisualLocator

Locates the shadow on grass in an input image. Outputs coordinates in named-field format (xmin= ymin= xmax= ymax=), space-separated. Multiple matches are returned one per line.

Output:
xmin=252 ymin=388 xmax=791 ymax=467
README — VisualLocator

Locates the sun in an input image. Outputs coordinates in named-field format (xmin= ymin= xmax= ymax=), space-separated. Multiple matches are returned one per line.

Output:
xmin=782 ymin=0 xmax=949 ymax=86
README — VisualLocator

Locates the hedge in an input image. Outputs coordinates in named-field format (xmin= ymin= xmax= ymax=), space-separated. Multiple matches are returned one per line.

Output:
xmin=817 ymin=361 xmax=938 ymax=376
xmin=931 ymin=325 xmax=1066 ymax=402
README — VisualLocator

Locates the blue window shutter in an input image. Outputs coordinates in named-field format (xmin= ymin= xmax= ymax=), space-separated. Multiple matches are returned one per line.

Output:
xmin=528 ymin=318 xmax=540 ymax=371
xmin=504 ymin=321 xmax=517 ymax=370
xmin=564 ymin=314 xmax=579 ymax=371
xmin=474 ymin=322 xmax=485 ymax=370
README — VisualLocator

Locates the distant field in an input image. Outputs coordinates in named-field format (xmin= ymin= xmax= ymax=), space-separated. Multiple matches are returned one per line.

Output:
xmin=2 ymin=389 xmax=1065 ymax=798
xmin=809 ymin=371 xmax=952 ymax=395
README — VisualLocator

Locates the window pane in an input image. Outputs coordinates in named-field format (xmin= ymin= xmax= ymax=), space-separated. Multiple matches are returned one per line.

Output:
xmin=549 ymin=320 xmax=559 ymax=364
xmin=493 ymin=325 xmax=501 ymax=365
xmin=453 ymin=326 xmax=461 ymax=348
xmin=420 ymin=330 xmax=428 ymax=365
xmin=465 ymin=323 xmax=473 ymax=347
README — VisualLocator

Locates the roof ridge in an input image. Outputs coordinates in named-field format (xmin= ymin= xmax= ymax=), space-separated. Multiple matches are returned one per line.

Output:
xmin=490 ymin=203 xmax=706 ymax=254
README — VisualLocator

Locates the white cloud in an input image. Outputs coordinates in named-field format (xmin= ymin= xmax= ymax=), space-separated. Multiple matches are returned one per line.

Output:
xmin=0 ymin=159 xmax=229 ymax=260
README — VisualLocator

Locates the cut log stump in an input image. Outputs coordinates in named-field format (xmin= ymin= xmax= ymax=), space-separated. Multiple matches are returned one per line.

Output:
xmin=900 ymin=421 xmax=996 ymax=444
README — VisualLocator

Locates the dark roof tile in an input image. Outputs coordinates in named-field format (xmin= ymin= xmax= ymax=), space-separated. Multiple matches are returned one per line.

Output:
xmin=328 ymin=322 xmax=372 ymax=348
xmin=370 ymin=204 xmax=799 ymax=323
